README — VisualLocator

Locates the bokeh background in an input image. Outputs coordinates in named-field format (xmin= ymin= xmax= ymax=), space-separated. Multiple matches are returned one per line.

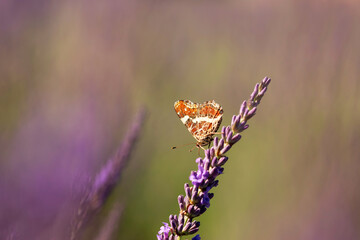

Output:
xmin=1 ymin=0 xmax=360 ymax=239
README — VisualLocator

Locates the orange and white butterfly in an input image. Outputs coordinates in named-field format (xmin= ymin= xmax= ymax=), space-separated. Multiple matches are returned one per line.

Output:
xmin=174 ymin=100 xmax=223 ymax=149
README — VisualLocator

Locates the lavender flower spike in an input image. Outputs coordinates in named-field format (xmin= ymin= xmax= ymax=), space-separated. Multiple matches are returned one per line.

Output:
xmin=157 ymin=77 xmax=271 ymax=239
xmin=71 ymin=108 xmax=147 ymax=240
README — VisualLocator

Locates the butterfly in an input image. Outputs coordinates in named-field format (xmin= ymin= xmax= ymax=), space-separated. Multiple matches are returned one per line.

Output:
xmin=174 ymin=100 xmax=223 ymax=149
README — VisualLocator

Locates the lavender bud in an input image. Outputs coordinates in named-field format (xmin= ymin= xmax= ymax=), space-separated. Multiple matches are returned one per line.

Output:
xmin=209 ymin=167 xmax=219 ymax=177
xmin=188 ymin=205 xmax=201 ymax=217
xmin=258 ymin=86 xmax=267 ymax=97
xmin=195 ymin=157 xmax=203 ymax=165
xmin=262 ymin=76 xmax=271 ymax=86
xmin=188 ymin=227 xmax=199 ymax=235
xmin=225 ymin=126 xmax=231 ymax=137
xmin=169 ymin=215 xmax=177 ymax=230
xmin=191 ymin=186 xmax=199 ymax=202
xmin=192 ymin=235 xmax=201 ymax=240
xmin=250 ymin=83 xmax=259 ymax=101
xmin=226 ymin=130 xmax=233 ymax=143
xmin=190 ymin=221 xmax=200 ymax=230
xmin=205 ymin=149 xmax=211 ymax=160
xmin=205 ymin=157 xmax=211 ymax=169
xmin=220 ymin=144 xmax=232 ymax=155
xmin=231 ymin=115 xmax=241 ymax=130
xmin=243 ymin=108 xmax=249 ymax=118
xmin=177 ymin=224 xmax=183 ymax=233
xmin=209 ymin=147 xmax=215 ymax=159
xmin=218 ymin=138 xmax=224 ymax=150
xmin=209 ymin=180 xmax=219 ymax=188
xmin=187 ymin=205 xmax=194 ymax=215
xmin=221 ymin=126 xmax=226 ymax=139
xmin=213 ymin=137 xmax=219 ymax=148
xmin=184 ymin=183 xmax=191 ymax=199
xmin=200 ymin=193 xmax=210 ymax=208
xmin=178 ymin=195 xmax=185 ymax=211
xmin=217 ymin=156 xmax=228 ymax=166
xmin=239 ymin=101 xmax=247 ymax=116
xmin=178 ymin=213 xmax=184 ymax=224
xmin=199 ymin=206 xmax=207 ymax=215
xmin=169 ymin=235 xmax=175 ymax=240
xmin=231 ymin=115 xmax=237 ymax=125
xmin=184 ymin=196 xmax=190 ymax=206
xmin=230 ymin=133 xmax=242 ymax=144
xmin=208 ymin=192 xmax=214 ymax=199
xmin=211 ymin=157 xmax=218 ymax=167
xmin=183 ymin=221 xmax=191 ymax=232
xmin=246 ymin=107 xmax=257 ymax=120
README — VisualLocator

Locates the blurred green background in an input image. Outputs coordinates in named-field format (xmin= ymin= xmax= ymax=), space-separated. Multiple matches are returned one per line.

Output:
xmin=1 ymin=0 xmax=360 ymax=239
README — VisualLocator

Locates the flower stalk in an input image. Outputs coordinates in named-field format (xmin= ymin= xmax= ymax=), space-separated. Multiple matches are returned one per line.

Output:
xmin=157 ymin=77 xmax=271 ymax=240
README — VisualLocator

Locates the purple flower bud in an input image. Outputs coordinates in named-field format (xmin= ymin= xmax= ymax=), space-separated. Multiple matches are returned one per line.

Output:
xmin=221 ymin=126 xmax=226 ymax=139
xmin=259 ymin=86 xmax=267 ymax=96
xmin=247 ymin=107 xmax=257 ymax=120
xmin=189 ymin=221 xmax=200 ymax=234
xmin=187 ymin=205 xmax=194 ymax=215
xmin=178 ymin=195 xmax=185 ymax=211
xmin=184 ymin=196 xmax=190 ymax=206
xmin=188 ymin=205 xmax=201 ymax=216
xmin=169 ymin=215 xmax=177 ymax=230
xmin=169 ymin=235 xmax=175 ymax=240
xmin=200 ymin=193 xmax=210 ymax=208
xmin=188 ymin=227 xmax=199 ymax=234
xmin=209 ymin=180 xmax=219 ymax=188
xmin=184 ymin=183 xmax=191 ymax=199
xmin=217 ymin=156 xmax=228 ymax=166
xmin=192 ymin=235 xmax=201 ymax=240
xmin=231 ymin=115 xmax=236 ymax=125
xmin=191 ymin=186 xmax=199 ymax=201
xmin=231 ymin=133 xmax=242 ymax=144
xmin=262 ymin=76 xmax=271 ymax=86
xmin=209 ymin=147 xmax=215 ymax=159
xmin=177 ymin=223 xmax=183 ymax=233
xmin=213 ymin=137 xmax=219 ymax=148
xmin=243 ymin=108 xmax=249 ymax=118
xmin=178 ymin=213 xmax=184 ymax=224
xmin=239 ymin=101 xmax=247 ymax=116
xmin=208 ymin=192 xmax=214 ymax=199
xmin=220 ymin=144 xmax=232 ymax=155
xmin=195 ymin=157 xmax=203 ymax=165
xmin=183 ymin=221 xmax=191 ymax=232
xmin=232 ymin=115 xmax=241 ymax=127
xmin=226 ymin=130 xmax=233 ymax=143
xmin=203 ymin=158 xmax=210 ymax=170
xmin=218 ymin=138 xmax=224 ymax=150
xmin=209 ymin=167 xmax=219 ymax=177
xmin=250 ymin=83 xmax=259 ymax=101
xmin=211 ymin=157 xmax=218 ymax=167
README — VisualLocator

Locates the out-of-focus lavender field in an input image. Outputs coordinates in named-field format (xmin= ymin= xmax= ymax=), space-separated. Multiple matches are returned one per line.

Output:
xmin=1 ymin=0 xmax=359 ymax=239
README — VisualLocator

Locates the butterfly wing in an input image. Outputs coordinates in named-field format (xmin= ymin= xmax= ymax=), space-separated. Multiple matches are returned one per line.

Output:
xmin=174 ymin=100 xmax=223 ymax=145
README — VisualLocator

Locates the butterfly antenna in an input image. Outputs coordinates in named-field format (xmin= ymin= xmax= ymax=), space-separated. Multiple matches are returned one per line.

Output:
xmin=172 ymin=142 xmax=196 ymax=150
xmin=189 ymin=145 xmax=197 ymax=152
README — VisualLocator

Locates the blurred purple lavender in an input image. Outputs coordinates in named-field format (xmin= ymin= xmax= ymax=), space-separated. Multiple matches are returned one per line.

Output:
xmin=94 ymin=203 xmax=123 ymax=240
xmin=157 ymin=77 xmax=271 ymax=240
xmin=71 ymin=108 xmax=146 ymax=240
